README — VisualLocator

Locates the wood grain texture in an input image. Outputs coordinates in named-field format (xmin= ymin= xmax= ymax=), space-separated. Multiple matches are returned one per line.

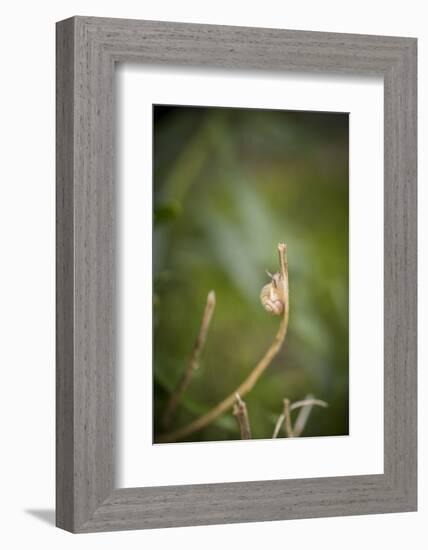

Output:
xmin=56 ymin=18 xmax=76 ymax=532
xmin=56 ymin=16 xmax=417 ymax=533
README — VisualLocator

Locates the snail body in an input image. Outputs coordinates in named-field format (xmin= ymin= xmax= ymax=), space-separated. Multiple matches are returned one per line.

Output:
xmin=260 ymin=272 xmax=285 ymax=315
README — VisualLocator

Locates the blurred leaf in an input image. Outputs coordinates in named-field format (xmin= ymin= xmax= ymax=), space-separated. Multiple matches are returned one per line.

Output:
xmin=154 ymin=201 xmax=182 ymax=225
xmin=153 ymin=105 xmax=349 ymax=443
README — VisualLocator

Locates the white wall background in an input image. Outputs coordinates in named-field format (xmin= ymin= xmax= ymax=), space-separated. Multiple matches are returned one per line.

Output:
xmin=0 ymin=1 xmax=424 ymax=548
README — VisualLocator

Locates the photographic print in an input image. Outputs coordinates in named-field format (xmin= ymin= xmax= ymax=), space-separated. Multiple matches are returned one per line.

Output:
xmin=153 ymin=105 xmax=349 ymax=444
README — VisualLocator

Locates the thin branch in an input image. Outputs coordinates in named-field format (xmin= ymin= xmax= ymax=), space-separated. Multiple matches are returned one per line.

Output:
xmin=278 ymin=242 xmax=288 ymax=289
xmin=273 ymin=395 xmax=328 ymax=438
xmin=293 ymin=394 xmax=328 ymax=437
xmin=290 ymin=398 xmax=328 ymax=412
xmin=273 ymin=398 xmax=293 ymax=438
xmin=162 ymin=290 xmax=216 ymax=428
xmin=283 ymin=398 xmax=293 ymax=437
xmin=233 ymin=393 xmax=252 ymax=439
xmin=272 ymin=413 xmax=285 ymax=438
xmin=157 ymin=243 xmax=289 ymax=443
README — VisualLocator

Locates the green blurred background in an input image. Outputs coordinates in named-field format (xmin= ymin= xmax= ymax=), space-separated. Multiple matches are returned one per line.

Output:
xmin=153 ymin=104 xmax=349 ymax=443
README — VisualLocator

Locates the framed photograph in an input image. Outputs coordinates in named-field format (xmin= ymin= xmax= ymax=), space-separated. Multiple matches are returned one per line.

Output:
xmin=56 ymin=16 xmax=417 ymax=532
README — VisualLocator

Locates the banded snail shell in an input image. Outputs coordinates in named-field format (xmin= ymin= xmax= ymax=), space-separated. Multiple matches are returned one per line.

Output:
xmin=260 ymin=272 xmax=285 ymax=316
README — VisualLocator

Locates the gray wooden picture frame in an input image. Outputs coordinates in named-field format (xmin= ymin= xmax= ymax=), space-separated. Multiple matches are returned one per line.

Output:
xmin=56 ymin=16 xmax=417 ymax=533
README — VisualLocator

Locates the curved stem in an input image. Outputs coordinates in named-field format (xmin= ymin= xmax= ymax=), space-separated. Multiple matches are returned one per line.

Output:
xmin=157 ymin=243 xmax=289 ymax=444
xmin=162 ymin=290 xmax=216 ymax=428
xmin=292 ymin=395 xmax=328 ymax=437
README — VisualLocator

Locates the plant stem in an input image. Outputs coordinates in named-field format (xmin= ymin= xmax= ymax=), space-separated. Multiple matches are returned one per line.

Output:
xmin=272 ymin=397 xmax=292 ymax=438
xmin=157 ymin=243 xmax=289 ymax=443
xmin=290 ymin=398 xmax=328 ymax=412
xmin=283 ymin=398 xmax=293 ymax=437
xmin=272 ymin=413 xmax=285 ymax=438
xmin=233 ymin=393 xmax=252 ymax=439
xmin=293 ymin=394 xmax=324 ymax=437
xmin=162 ymin=290 xmax=216 ymax=428
xmin=272 ymin=396 xmax=328 ymax=438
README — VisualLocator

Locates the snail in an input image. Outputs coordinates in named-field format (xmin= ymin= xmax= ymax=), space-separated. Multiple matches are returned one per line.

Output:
xmin=260 ymin=271 xmax=286 ymax=316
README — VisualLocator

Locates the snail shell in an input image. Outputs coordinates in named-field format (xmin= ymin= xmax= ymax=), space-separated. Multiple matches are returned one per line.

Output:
xmin=260 ymin=272 xmax=285 ymax=316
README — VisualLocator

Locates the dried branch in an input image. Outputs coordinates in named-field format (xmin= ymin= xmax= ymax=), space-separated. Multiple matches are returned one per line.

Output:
xmin=292 ymin=394 xmax=327 ymax=437
xmin=233 ymin=393 xmax=252 ymax=439
xmin=290 ymin=397 xmax=328 ymax=412
xmin=272 ymin=395 xmax=328 ymax=438
xmin=157 ymin=243 xmax=289 ymax=443
xmin=272 ymin=397 xmax=293 ymax=438
xmin=272 ymin=412 xmax=285 ymax=438
xmin=283 ymin=398 xmax=293 ymax=437
xmin=162 ymin=290 xmax=216 ymax=428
